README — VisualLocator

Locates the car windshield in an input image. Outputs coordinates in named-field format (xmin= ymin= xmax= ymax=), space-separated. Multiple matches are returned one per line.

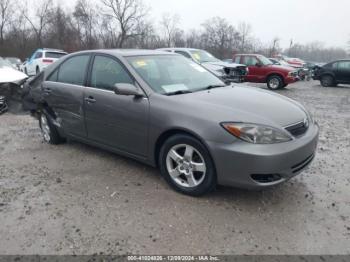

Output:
xmin=45 ymin=52 xmax=67 ymax=59
xmin=0 ymin=57 xmax=13 ymax=68
xmin=258 ymin=55 xmax=273 ymax=65
xmin=127 ymin=55 xmax=225 ymax=95
xmin=189 ymin=50 xmax=221 ymax=63
xmin=6 ymin=57 xmax=21 ymax=64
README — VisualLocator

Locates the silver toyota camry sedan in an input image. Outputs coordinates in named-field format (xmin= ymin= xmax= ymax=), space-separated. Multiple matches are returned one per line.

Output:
xmin=26 ymin=49 xmax=319 ymax=196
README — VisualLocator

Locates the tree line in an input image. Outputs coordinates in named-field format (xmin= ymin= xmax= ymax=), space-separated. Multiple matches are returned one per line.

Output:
xmin=0 ymin=0 xmax=348 ymax=62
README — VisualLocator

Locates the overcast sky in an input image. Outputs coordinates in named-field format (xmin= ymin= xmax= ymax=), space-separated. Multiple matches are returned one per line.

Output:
xmin=63 ymin=0 xmax=349 ymax=49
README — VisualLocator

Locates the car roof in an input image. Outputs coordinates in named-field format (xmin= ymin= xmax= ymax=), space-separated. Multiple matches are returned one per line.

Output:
xmin=36 ymin=48 xmax=67 ymax=53
xmin=68 ymin=49 xmax=178 ymax=57
xmin=158 ymin=47 xmax=202 ymax=52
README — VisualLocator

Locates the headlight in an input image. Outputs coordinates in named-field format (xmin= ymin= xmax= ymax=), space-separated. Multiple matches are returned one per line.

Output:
xmin=221 ymin=123 xmax=293 ymax=144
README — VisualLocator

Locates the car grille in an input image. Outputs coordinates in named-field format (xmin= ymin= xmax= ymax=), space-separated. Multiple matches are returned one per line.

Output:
xmin=224 ymin=67 xmax=247 ymax=77
xmin=285 ymin=120 xmax=308 ymax=137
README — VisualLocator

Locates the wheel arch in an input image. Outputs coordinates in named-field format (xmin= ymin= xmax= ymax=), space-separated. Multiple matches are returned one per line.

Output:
xmin=153 ymin=128 xmax=215 ymax=170
xmin=266 ymin=73 xmax=285 ymax=83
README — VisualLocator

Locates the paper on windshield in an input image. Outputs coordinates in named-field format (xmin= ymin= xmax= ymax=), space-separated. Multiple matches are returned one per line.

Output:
xmin=162 ymin=84 xmax=189 ymax=93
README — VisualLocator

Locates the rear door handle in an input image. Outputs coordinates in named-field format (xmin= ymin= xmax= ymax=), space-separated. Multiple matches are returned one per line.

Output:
xmin=85 ymin=96 xmax=96 ymax=103
xmin=43 ymin=87 xmax=52 ymax=95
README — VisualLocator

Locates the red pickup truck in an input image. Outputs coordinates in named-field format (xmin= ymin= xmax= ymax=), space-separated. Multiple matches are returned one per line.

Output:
xmin=233 ymin=54 xmax=298 ymax=90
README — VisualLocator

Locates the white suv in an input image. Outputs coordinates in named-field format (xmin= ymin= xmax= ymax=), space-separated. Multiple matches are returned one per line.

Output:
xmin=24 ymin=48 xmax=67 ymax=76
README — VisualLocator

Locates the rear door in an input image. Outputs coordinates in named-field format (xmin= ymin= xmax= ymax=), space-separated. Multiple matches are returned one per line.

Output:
xmin=43 ymin=54 xmax=91 ymax=138
xmin=336 ymin=61 xmax=350 ymax=83
xmin=84 ymin=54 xmax=149 ymax=157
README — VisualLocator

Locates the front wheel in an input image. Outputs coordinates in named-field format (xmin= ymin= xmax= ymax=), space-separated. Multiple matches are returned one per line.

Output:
xmin=39 ymin=112 xmax=65 ymax=145
xmin=159 ymin=134 xmax=216 ymax=196
xmin=267 ymin=75 xmax=283 ymax=90
xmin=320 ymin=75 xmax=335 ymax=87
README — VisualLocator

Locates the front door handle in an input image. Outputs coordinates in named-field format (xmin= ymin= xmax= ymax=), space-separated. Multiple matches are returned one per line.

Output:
xmin=85 ymin=96 xmax=96 ymax=104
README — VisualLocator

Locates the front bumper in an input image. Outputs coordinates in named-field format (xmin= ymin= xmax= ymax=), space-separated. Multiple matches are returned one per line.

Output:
xmin=285 ymin=76 xmax=298 ymax=84
xmin=207 ymin=123 xmax=319 ymax=189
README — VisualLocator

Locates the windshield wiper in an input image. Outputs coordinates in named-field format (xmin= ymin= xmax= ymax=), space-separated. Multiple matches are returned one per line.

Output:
xmin=165 ymin=90 xmax=193 ymax=96
xmin=201 ymin=84 xmax=227 ymax=90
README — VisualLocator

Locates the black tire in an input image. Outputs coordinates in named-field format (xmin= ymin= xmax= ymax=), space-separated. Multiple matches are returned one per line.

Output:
xmin=267 ymin=75 xmax=284 ymax=90
xmin=320 ymin=75 xmax=335 ymax=87
xmin=39 ymin=112 xmax=65 ymax=145
xmin=159 ymin=134 xmax=217 ymax=196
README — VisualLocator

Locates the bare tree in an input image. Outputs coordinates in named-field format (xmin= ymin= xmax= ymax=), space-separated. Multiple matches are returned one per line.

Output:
xmin=73 ymin=0 xmax=99 ymax=49
xmin=269 ymin=37 xmax=280 ymax=57
xmin=201 ymin=17 xmax=239 ymax=58
xmin=100 ymin=0 xmax=148 ymax=48
xmin=0 ymin=0 xmax=13 ymax=44
xmin=237 ymin=22 xmax=252 ymax=52
xmin=159 ymin=13 xmax=181 ymax=47
xmin=22 ymin=0 xmax=53 ymax=46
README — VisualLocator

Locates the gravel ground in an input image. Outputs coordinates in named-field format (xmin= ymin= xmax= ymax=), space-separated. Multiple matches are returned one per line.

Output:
xmin=0 ymin=80 xmax=349 ymax=255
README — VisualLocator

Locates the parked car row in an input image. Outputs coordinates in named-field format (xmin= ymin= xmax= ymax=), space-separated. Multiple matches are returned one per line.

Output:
xmin=313 ymin=60 xmax=350 ymax=87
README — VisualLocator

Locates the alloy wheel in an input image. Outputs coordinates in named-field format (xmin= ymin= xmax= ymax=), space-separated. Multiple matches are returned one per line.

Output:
xmin=166 ymin=144 xmax=206 ymax=188
xmin=269 ymin=77 xmax=280 ymax=89
xmin=40 ymin=114 xmax=51 ymax=142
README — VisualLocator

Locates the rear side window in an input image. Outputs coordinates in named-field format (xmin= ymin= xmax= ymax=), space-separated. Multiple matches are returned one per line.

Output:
xmin=35 ymin=52 xmax=43 ymax=59
xmin=45 ymin=52 xmax=67 ymax=59
xmin=57 ymin=55 xmax=90 ymax=85
xmin=90 ymin=55 xmax=134 ymax=91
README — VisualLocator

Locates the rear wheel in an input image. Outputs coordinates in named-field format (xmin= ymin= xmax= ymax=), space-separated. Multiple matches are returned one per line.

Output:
xmin=39 ymin=112 xmax=65 ymax=145
xmin=159 ymin=134 xmax=216 ymax=196
xmin=320 ymin=75 xmax=335 ymax=87
xmin=267 ymin=75 xmax=283 ymax=90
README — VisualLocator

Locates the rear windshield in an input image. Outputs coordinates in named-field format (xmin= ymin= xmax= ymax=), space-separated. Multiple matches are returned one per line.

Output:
xmin=45 ymin=52 xmax=67 ymax=59
xmin=6 ymin=57 xmax=21 ymax=64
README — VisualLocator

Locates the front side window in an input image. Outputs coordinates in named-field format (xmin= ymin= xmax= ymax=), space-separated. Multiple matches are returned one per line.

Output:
xmin=234 ymin=56 xmax=241 ymax=64
xmin=175 ymin=51 xmax=191 ymax=59
xmin=337 ymin=61 xmax=350 ymax=70
xmin=57 ymin=55 xmax=90 ymax=85
xmin=127 ymin=55 xmax=224 ymax=95
xmin=90 ymin=55 xmax=134 ymax=91
xmin=189 ymin=50 xmax=220 ymax=63
xmin=243 ymin=56 xmax=259 ymax=66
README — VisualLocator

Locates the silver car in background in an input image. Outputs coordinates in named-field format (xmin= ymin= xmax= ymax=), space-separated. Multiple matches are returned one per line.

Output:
xmin=158 ymin=48 xmax=248 ymax=83
xmin=25 ymin=49 xmax=319 ymax=196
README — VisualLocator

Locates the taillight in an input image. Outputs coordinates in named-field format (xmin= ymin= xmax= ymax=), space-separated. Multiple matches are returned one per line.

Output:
xmin=42 ymin=59 xmax=53 ymax=63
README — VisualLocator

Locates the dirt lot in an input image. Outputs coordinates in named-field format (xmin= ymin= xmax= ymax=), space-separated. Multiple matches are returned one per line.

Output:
xmin=0 ymin=80 xmax=349 ymax=255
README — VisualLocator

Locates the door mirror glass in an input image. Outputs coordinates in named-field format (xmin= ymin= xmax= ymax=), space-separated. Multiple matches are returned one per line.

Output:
xmin=114 ymin=83 xmax=144 ymax=97
xmin=255 ymin=62 xmax=263 ymax=67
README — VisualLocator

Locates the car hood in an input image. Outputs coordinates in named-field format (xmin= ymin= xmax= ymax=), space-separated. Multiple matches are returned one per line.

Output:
xmin=202 ymin=61 xmax=246 ymax=70
xmin=266 ymin=64 xmax=295 ymax=72
xmin=0 ymin=66 xmax=28 ymax=84
xmin=160 ymin=86 xmax=307 ymax=128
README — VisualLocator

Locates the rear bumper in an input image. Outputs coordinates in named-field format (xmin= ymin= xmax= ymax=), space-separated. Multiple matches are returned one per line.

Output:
xmin=207 ymin=123 xmax=319 ymax=189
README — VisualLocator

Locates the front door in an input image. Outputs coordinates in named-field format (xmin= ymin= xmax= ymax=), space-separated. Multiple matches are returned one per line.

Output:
xmin=242 ymin=55 xmax=264 ymax=82
xmin=84 ymin=54 xmax=149 ymax=157
xmin=336 ymin=61 xmax=350 ymax=83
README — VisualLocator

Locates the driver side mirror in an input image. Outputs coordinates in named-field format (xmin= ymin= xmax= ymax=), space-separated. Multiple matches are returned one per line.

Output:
xmin=114 ymin=83 xmax=144 ymax=97
xmin=255 ymin=62 xmax=263 ymax=67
